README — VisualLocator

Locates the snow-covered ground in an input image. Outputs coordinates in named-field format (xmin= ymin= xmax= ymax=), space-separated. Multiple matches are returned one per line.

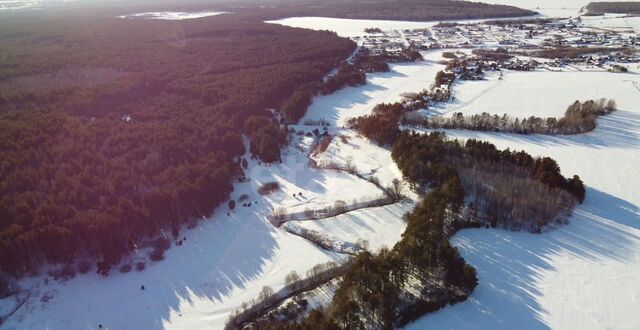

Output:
xmin=302 ymin=50 xmax=446 ymax=127
xmin=310 ymin=129 xmax=410 ymax=191
xmin=581 ymin=13 xmax=640 ymax=32
xmin=433 ymin=69 xmax=640 ymax=118
xmin=256 ymin=135 xmax=385 ymax=216
xmin=119 ymin=11 xmax=228 ymax=20
xmin=288 ymin=201 xmax=412 ymax=253
xmin=406 ymin=65 xmax=640 ymax=329
xmin=268 ymin=17 xmax=440 ymax=38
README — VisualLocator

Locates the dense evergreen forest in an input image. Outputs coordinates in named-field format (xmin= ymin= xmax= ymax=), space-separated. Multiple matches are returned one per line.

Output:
xmin=0 ymin=14 xmax=356 ymax=275
xmin=234 ymin=0 xmax=536 ymax=22
xmin=586 ymin=2 xmax=640 ymax=14
xmin=392 ymin=133 xmax=584 ymax=230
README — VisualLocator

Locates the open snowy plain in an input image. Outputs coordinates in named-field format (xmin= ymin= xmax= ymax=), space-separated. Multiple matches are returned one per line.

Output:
xmin=435 ymin=70 xmax=640 ymax=118
xmin=406 ymin=79 xmax=640 ymax=329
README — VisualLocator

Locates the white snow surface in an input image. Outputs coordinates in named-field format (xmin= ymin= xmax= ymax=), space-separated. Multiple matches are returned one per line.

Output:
xmin=434 ymin=69 xmax=640 ymax=118
xmin=119 ymin=11 xmax=228 ymax=20
xmin=290 ymin=201 xmax=412 ymax=253
xmin=581 ymin=13 xmax=640 ymax=32
xmin=268 ymin=17 xmax=440 ymax=38
xmin=310 ymin=129 xmax=410 ymax=192
xmin=406 ymin=71 xmax=640 ymax=329
xmin=302 ymin=50 xmax=447 ymax=127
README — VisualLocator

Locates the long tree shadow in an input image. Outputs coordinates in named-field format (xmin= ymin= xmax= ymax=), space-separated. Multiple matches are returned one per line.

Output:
xmin=406 ymin=187 xmax=640 ymax=329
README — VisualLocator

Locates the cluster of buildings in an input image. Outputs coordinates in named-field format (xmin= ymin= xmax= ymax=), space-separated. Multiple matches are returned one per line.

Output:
xmin=355 ymin=18 xmax=639 ymax=64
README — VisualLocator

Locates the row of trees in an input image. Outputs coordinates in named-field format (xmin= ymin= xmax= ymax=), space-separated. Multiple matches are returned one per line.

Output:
xmin=420 ymin=99 xmax=617 ymax=134
xmin=320 ymin=63 xmax=367 ymax=96
xmin=243 ymin=0 xmax=535 ymax=22
xmin=280 ymin=62 xmax=370 ymax=123
xmin=586 ymin=2 xmax=640 ymax=14
xmin=347 ymin=102 xmax=403 ymax=145
xmin=0 ymin=15 xmax=356 ymax=275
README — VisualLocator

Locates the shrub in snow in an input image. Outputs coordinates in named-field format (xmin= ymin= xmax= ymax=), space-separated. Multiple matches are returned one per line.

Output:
xmin=151 ymin=237 xmax=171 ymax=251
xmin=148 ymin=237 xmax=170 ymax=261
xmin=51 ymin=264 xmax=76 ymax=281
xmin=258 ymin=182 xmax=280 ymax=195
xmin=149 ymin=249 xmax=165 ymax=262
xmin=135 ymin=261 xmax=146 ymax=271
xmin=0 ymin=271 xmax=18 ymax=298
xmin=77 ymin=260 xmax=91 ymax=274
xmin=258 ymin=286 xmax=276 ymax=306
xmin=96 ymin=260 xmax=110 ymax=276
xmin=119 ymin=264 xmax=132 ymax=273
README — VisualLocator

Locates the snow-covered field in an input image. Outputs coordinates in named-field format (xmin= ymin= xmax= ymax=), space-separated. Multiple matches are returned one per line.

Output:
xmin=407 ymin=105 xmax=640 ymax=330
xmin=119 ymin=11 xmax=228 ymax=20
xmin=581 ymin=14 xmax=640 ymax=32
xmin=311 ymin=129 xmax=409 ymax=190
xmin=302 ymin=51 xmax=446 ymax=127
xmin=405 ymin=62 xmax=640 ymax=329
xmin=434 ymin=69 xmax=640 ymax=118
xmin=256 ymin=135 xmax=385 ymax=216
xmin=268 ymin=17 xmax=440 ymax=38
xmin=288 ymin=201 xmax=412 ymax=253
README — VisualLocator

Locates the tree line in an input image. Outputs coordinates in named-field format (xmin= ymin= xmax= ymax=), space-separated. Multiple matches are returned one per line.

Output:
xmin=586 ymin=2 xmax=640 ymax=14
xmin=237 ymin=0 xmax=535 ymax=22
xmin=419 ymin=98 xmax=617 ymax=134
xmin=0 ymin=15 xmax=355 ymax=275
